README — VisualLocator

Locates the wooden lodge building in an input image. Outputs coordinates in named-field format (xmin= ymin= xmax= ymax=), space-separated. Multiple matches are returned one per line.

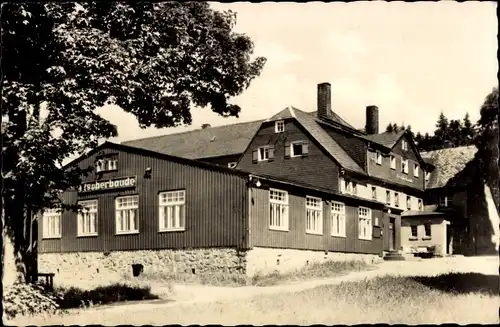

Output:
xmin=39 ymin=82 xmax=489 ymax=281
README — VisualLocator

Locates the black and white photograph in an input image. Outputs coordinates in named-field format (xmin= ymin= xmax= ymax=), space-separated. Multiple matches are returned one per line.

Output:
xmin=1 ymin=1 xmax=499 ymax=325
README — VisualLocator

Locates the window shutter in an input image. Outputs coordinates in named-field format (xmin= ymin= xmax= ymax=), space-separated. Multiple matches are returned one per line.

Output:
xmin=302 ymin=141 xmax=309 ymax=156
xmin=284 ymin=142 xmax=291 ymax=159
xmin=268 ymin=146 xmax=275 ymax=161
xmin=252 ymin=149 xmax=258 ymax=163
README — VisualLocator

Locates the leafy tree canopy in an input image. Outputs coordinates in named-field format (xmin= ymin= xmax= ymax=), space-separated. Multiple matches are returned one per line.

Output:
xmin=1 ymin=2 xmax=265 ymax=282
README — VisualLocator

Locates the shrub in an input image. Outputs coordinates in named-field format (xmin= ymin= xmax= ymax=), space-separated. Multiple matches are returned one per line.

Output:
xmin=3 ymin=282 xmax=63 ymax=321
xmin=54 ymin=283 xmax=159 ymax=309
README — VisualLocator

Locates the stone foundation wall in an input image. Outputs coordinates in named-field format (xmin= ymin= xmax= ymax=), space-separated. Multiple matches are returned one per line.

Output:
xmin=39 ymin=247 xmax=384 ymax=285
xmin=246 ymin=247 xmax=383 ymax=276
xmin=39 ymin=248 xmax=246 ymax=287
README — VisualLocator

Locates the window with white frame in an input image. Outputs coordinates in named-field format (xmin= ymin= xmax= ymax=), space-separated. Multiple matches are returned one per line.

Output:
xmin=258 ymin=146 xmax=270 ymax=161
xmin=269 ymin=189 xmax=289 ymax=231
xmin=358 ymin=207 xmax=372 ymax=240
xmin=95 ymin=157 xmax=118 ymax=173
xmin=95 ymin=159 xmax=106 ymax=173
xmin=406 ymin=195 xmax=411 ymax=210
xmin=413 ymin=164 xmax=419 ymax=177
xmin=108 ymin=158 xmax=118 ymax=171
xmin=402 ymin=140 xmax=408 ymax=151
xmin=115 ymin=195 xmax=139 ymax=234
xmin=331 ymin=201 xmax=346 ymax=237
xmin=395 ymin=192 xmax=400 ymax=207
xmin=305 ymin=196 xmax=323 ymax=234
xmin=371 ymin=186 xmax=377 ymax=200
xmin=275 ymin=120 xmax=285 ymax=133
xmin=390 ymin=155 xmax=396 ymax=170
xmin=386 ymin=190 xmax=391 ymax=205
xmin=43 ymin=208 xmax=62 ymax=239
xmin=401 ymin=159 xmax=409 ymax=174
xmin=77 ymin=200 xmax=98 ymax=236
xmin=159 ymin=190 xmax=186 ymax=231
xmin=425 ymin=171 xmax=431 ymax=181
xmin=376 ymin=151 xmax=382 ymax=165
xmin=228 ymin=162 xmax=237 ymax=168
xmin=439 ymin=196 xmax=449 ymax=207
xmin=352 ymin=182 xmax=358 ymax=195
xmin=291 ymin=141 xmax=308 ymax=157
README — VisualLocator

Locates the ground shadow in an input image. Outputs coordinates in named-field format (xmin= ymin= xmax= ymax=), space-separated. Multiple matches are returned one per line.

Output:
xmin=409 ymin=272 xmax=499 ymax=296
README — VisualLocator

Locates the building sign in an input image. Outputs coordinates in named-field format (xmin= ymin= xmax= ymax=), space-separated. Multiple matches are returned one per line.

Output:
xmin=78 ymin=176 xmax=137 ymax=193
xmin=396 ymin=174 xmax=413 ymax=184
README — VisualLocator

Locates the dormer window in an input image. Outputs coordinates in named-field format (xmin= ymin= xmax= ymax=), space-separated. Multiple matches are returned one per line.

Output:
xmin=376 ymin=151 xmax=382 ymax=165
xmin=275 ymin=120 xmax=285 ymax=133
xmin=413 ymin=164 xmax=419 ymax=177
xmin=390 ymin=155 xmax=396 ymax=170
xmin=425 ymin=171 xmax=431 ymax=181
xmin=402 ymin=140 xmax=408 ymax=151
xmin=401 ymin=159 xmax=409 ymax=174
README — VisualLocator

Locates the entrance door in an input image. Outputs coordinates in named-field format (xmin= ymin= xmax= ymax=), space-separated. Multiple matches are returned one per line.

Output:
xmin=389 ymin=218 xmax=396 ymax=251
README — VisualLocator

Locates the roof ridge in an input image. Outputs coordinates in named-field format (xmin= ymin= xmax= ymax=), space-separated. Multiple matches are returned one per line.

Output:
xmin=122 ymin=118 xmax=264 ymax=144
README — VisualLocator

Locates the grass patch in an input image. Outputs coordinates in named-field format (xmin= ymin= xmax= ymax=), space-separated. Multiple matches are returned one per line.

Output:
xmin=250 ymin=260 xmax=373 ymax=286
xmin=54 ymin=283 xmax=159 ymax=309
xmin=12 ymin=272 xmax=498 ymax=325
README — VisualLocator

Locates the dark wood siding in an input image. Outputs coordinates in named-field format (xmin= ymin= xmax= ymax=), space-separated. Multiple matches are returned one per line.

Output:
xmin=237 ymin=120 xmax=340 ymax=192
xmin=367 ymin=146 xmax=425 ymax=191
xmin=392 ymin=135 xmax=419 ymax=161
xmin=249 ymin=185 xmax=383 ymax=255
xmin=39 ymin=146 xmax=249 ymax=253
xmin=322 ymin=127 xmax=367 ymax=169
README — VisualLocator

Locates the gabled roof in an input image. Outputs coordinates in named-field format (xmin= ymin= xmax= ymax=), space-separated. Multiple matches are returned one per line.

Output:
xmin=245 ymin=106 xmax=365 ymax=175
xmin=122 ymin=120 xmax=262 ymax=159
xmin=65 ymin=141 xmax=382 ymax=205
xmin=291 ymin=107 xmax=365 ymax=174
xmin=364 ymin=131 xmax=405 ymax=148
xmin=421 ymin=146 xmax=477 ymax=189
xmin=306 ymin=110 xmax=357 ymax=130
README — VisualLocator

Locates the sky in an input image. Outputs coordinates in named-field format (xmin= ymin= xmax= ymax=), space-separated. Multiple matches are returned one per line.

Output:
xmin=95 ymin=2 xmax=497 ymax=146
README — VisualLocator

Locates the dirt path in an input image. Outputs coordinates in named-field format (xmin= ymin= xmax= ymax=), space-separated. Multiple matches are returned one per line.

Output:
xmin=81 ymin=255 xmax=498 ymax=315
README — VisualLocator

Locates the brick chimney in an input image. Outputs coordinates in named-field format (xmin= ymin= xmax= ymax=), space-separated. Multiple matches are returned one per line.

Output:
xmin=317 ymin=82 xmax=331 ymax=120
xmin=365 ymin=105 xmax=379 ymax=135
